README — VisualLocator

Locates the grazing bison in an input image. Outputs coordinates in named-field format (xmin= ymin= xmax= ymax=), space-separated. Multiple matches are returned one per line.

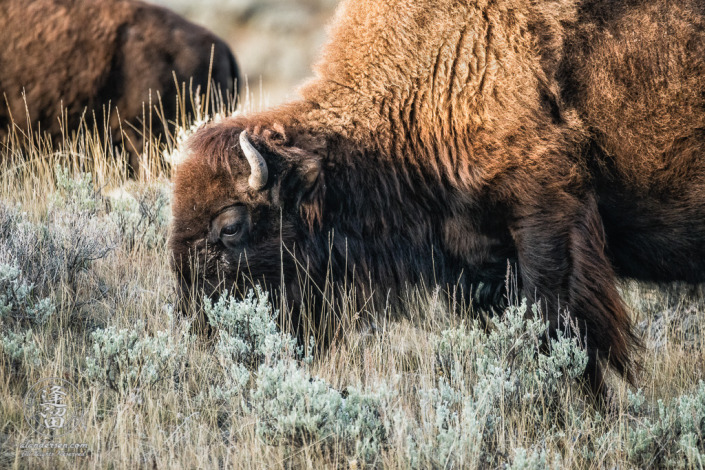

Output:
xmin=170 ymin=0 xmax=705 ymax=397
xmin=0 ymin=0 xmax=240 ymax=172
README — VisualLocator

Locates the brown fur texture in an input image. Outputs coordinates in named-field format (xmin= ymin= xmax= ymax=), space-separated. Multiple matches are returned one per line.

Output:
xmin=0 ymin=0 xmax=239 ymax=170
xmin=170 ymin=0 xmax=705 ymax=396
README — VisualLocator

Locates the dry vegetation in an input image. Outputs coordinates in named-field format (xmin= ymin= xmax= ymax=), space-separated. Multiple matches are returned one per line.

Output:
xmin=0 ymin=92 xmax=704 ymax=469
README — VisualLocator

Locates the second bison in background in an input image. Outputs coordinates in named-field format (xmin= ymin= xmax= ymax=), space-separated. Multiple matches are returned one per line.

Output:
xmin=0 ymin=0 xmax=239 ymax=172
xmin=170 ymin=0 xmax=705 ymax=399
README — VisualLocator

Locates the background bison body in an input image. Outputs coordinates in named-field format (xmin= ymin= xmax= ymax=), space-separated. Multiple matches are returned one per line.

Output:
xmin=171 ymin=0 xmax=705 ymax=397
xmin=0 ymin=0 xmax=239 ymax=171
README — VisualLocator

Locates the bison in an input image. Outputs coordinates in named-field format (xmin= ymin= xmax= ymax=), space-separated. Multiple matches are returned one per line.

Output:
xmin=170 ymin=0 xmax=705 ymax=398
xmin=0 ymin=0 xmax=240 ymax=172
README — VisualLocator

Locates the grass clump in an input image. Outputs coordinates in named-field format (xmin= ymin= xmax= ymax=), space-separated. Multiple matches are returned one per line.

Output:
xmin=402 ymin=300 xmax=587 ymax=468
xmin=627 ymin=382 xmax=705 ymax=468
xmin=252 ymin=360 xmax=391 ymax=465
xmin=0 ymin=262 xmax=55 ymax=325
xmin=0 ymin=330 xmax=42 ymax=370
xmin=107 ymin=182 xmax=170 ymax=251
xmin=202 ymin=289 xmax=392 ymax=466
xmin=0 ymin=262 xmax=53 ymax=372
xmin=205 ymin=287 xmax=298 ymax=369
xmin=84 ymin=318 xmax=190 ymax=394
xmin=204 ymin=288 xmax=298 ymax=400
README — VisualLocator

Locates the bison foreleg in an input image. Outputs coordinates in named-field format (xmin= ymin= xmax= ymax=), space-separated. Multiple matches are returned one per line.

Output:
xmin=511 ymin=193 xmax=638 ymax=398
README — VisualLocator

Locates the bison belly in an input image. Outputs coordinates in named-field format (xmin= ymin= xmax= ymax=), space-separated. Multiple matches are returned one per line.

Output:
xmin=598 ymin=185 xmax=705 ymax=284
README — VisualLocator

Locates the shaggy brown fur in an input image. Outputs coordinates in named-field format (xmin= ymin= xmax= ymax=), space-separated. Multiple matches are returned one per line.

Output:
xmin=0 ymin=0 xmax=239 ymax=171
xmin=170 ymin=0 xmax=705 ymax=397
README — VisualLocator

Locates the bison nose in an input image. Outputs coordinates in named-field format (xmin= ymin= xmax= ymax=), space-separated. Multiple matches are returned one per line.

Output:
xmin=174 ymin=278 xmax=200 ymax=317
xmin=174 ymin=285 xmax=196 ymax=318
xmin=174 ymin=275 xmax=227 ymax=338
xmin=175 ymin=283 xmax=217 ymax=338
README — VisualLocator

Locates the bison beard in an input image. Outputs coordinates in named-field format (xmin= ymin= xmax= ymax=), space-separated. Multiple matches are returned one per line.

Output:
xmin=170 ymin=0 xmax=705 ymax=400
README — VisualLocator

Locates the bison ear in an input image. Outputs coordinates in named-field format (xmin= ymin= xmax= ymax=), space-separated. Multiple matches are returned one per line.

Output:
xmin=298 ymin=156 xmax=321 ymax=192
xmin=295 ymin=155 xmax=325 ymax=230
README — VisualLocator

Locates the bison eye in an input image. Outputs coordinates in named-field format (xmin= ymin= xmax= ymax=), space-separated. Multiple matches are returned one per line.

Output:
xmin=221 ymin=222 xmax=243 ymax=237
xmin=210 ymin=206 xmax=250 ymax=249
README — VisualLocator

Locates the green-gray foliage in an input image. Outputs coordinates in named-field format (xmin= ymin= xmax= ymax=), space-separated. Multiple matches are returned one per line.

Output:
xmin=0 ymin=329 xmax=42 ymax=369
xmin=253 ymin=360 xmax=343 ymax=444
xmin=0 ymin=193 xmax=111 ymax=296
xmin=51 ymin=164 xmax=101 ymax=213
xmin=203 ymin=289 xmax=391 ymax=464
xmin=252 ymin=359 xmax=391 ymax=465
xmin=108 ymin=184 xmax=170 ymax=251
xmin=0 ymin=262 xmax=52 ymax=371
xmin=85 ymin=320 xmax=189 ymax=393
xmin=0 ymin=262 xmax=54 ymax=325
xmin=51 ymin=164 xmax=172 ymax=253
xmin=406 ymin=300 xmax=588 ymax=468
xmin=508 ymin=447 xmax=560 ymax=470
xmin=204 ymin=287 xmax=298 ymax=399
xmin=627 ymin=383 xmax=705 ymax=468
xmin=205 ymin=287 xmax=298 ymax=367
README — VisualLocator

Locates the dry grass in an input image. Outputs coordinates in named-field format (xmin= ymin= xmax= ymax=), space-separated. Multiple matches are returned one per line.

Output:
xmin=0 ymin=90 xmax=704 ymax=469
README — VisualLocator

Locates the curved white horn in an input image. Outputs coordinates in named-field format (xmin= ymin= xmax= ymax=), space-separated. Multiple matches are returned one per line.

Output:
xmin=239 ymin=130 xmax=268 ymax=190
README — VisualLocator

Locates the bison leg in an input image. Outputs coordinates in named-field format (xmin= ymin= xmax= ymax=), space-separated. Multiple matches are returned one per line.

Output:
xmin=511 ymin=193 xmax=638 ymax=398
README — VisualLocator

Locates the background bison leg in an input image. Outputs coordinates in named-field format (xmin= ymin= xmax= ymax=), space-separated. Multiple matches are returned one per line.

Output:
xmin=511 ymin=193 xmax=638 ymax=398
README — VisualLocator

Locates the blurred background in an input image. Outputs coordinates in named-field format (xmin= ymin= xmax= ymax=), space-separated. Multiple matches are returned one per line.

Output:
xmin=148 ymin=0 xmax=340 ymax=107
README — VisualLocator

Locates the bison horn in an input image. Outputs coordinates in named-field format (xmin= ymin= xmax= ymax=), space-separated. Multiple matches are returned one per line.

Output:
xmin=239 ymin=130 xmax=268 ymax=190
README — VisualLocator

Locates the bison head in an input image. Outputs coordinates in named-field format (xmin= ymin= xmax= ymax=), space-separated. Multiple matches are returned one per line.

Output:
xmin=169 ymin=122 xmax=324 ymax=323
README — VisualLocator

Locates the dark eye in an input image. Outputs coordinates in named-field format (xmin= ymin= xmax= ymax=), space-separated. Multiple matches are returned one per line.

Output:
xmin=221 ymin=222 xmax=243 ymax=238
xmin=210 ymin=206 xmax=250 ymax=248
